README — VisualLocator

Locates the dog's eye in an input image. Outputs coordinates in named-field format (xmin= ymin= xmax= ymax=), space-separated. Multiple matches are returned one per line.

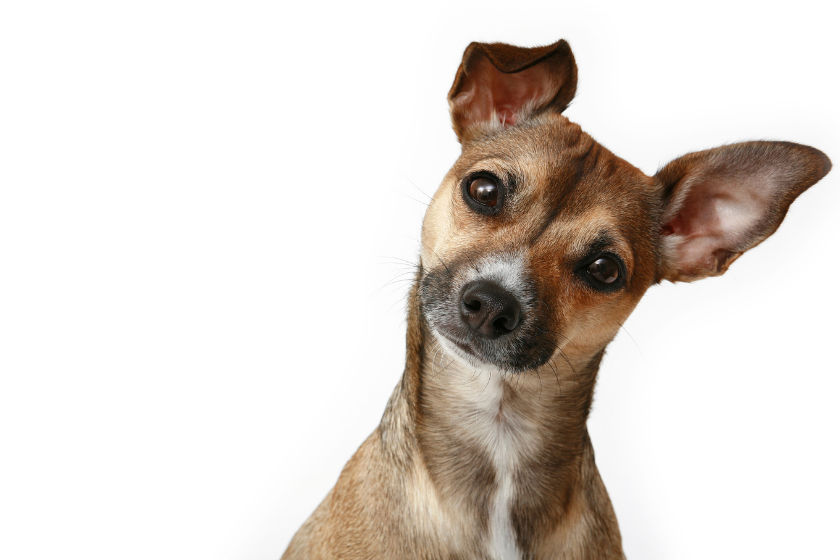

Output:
xmin=462 ymin=173 xmax=504 ymax=215
xmin=586 ymin=256 xmax=620 ymax=285
xmin=468 ymin=178 xmax=498 ymax=207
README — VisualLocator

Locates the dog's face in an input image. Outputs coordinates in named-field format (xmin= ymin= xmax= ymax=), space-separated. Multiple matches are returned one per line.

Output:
xmin=418 ymin=40 xmax=830 ymax=374
xmin=420 ymin=113 xmax=659 ymax=372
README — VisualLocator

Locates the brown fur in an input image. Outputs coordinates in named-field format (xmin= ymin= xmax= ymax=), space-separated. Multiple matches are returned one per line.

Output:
xmin=282 ymin=39 xmax=830 ymax=560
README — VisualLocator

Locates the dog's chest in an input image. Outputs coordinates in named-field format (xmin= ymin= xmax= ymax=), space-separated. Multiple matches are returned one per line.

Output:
xmin=441 ymin=367 xmax=544 ymax=560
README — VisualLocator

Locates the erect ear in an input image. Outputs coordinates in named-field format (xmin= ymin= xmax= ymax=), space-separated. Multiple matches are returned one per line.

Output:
xmin=447 ymin=39 xmax=577 ymax=143
xmin=656 ymin=141 xmax=831 ymax=282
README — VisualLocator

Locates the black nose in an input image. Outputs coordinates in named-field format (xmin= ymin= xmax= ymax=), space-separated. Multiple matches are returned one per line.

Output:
xmin=460 ymin=280 xmax=522 ymax=339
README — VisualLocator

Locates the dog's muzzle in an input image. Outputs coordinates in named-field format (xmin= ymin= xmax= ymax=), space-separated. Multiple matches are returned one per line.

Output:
xmin=419 ymin=252 xmax=558 ymax=372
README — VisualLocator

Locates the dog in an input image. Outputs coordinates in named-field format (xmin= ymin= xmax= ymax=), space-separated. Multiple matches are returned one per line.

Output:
xmin=281 ymin=38 xmax=830 ymax=560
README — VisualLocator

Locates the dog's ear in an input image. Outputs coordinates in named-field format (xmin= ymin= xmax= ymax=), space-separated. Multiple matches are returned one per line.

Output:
xmin=448 ymin=39 xmax=577 ymax=143
xmin=656 ymin=141 xmax=831 ymax=282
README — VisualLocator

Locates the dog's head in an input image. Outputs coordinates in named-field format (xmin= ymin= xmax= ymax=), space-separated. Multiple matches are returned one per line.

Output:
xmin=418 ymin=40 xmax=830 ymax=374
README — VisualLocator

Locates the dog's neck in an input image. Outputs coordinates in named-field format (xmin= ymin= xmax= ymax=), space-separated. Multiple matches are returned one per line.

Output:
xmin=381 ymin=281 xmax=610 ymax=555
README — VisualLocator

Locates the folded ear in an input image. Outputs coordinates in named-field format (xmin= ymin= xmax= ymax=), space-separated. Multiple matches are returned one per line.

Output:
xmin=447 ymin=39 xmax=577 ymax=143
xmin=656 ymin=141 xmax=831 ymax=282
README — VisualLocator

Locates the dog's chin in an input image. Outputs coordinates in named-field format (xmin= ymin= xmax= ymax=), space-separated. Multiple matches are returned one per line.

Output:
xmin=430 ymin=329 xmax=550 ymax=374
xmin=432 ymin=331 xmax=485 ymax=367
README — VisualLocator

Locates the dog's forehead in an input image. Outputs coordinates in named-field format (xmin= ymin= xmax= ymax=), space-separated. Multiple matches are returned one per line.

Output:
xmin=455 ymin=115 xmax=656 ymax=229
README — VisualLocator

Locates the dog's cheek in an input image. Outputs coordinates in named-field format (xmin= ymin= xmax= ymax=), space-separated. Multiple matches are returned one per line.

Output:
xmin=419 ymin=269 xmax=456 ymax=331
xmin=507 ymin=267 xmax=565 ymax=370
xmin=524 ymin=258 xmax=566 ymax=335
xmin=420 ymin=176 xmax=461 ymax=271
xmin=566 ymin=291 xmax=645 ymax=351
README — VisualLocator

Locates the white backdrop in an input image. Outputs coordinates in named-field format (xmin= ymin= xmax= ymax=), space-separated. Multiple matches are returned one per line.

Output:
xmin=1 ymin=1 xmax=838 ymax=559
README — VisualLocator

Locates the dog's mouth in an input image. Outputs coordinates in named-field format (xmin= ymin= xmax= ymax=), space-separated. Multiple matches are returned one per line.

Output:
xmin=436 ymin=330 xmax=479 ymax=359
xmin=430 ymin=321 xmax=555 ymax=373
xmin=423 ymin=292 xmax=557 ymax=373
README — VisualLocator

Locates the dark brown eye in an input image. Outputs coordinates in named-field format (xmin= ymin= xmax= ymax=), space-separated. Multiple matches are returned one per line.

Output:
xmin=468 ymin=177 xmax=498 ymax=207
xmin=587 ymin=257 xmax=620 ymax=285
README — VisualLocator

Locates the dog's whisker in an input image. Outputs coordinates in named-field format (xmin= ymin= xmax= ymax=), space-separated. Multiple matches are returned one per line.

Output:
xmin=405 ymin=235 xmax=454 ymax=278
xmin=373 ymin=273 xmax=421 ymax=297
xmin=616 ymin=321 xmax=646 ymax=362
xmin=402 ymin=174 xmax=434 ymax=201
xmin=372 ymin=255 xmax=423 ymax=269
xmin=391 ymin=188 xmax=429 ymax=208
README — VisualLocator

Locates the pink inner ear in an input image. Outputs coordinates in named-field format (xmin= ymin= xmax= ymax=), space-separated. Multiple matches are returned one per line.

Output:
xmin=497 ymin=107 xmax=517 ymax=126
xmin=665 ymin=176 xmax=774 ymax=277
xmin=661 ymin=215 xmax=685 ymax=236
xmin=657 ymin=141 xmax=830 ymax=281
xmin=458 ymin=55 xmax=557 ymax=129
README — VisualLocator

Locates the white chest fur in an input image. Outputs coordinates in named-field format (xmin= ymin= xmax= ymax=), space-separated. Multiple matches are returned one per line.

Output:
xmin=435 ymin=356 xmax=543 ymax=560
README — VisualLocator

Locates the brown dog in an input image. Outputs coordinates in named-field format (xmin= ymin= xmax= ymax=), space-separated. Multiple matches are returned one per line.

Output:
xmin=282 ymin=39 xmax=830 ymax=560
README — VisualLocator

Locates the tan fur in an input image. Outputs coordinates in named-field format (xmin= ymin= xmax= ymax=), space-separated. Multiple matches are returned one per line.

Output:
xmin=282 ymin=39 xmax=830 ymax=560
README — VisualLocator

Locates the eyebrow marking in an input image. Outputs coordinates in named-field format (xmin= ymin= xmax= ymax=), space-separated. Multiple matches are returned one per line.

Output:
xmin=583 ymin=232 xmax=615 ymax=258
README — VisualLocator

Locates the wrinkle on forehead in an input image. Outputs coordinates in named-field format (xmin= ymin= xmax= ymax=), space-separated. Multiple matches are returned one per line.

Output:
xmin=531 ymin=206 xmax=633 ymax=269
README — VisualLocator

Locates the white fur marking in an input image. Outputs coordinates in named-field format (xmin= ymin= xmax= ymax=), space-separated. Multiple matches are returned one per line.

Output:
xmin=466 ymin=252 xmax=531 ymax=307
xmin=438 ymin=359 xmax=525 ymax=560
xmin=489 ymin=435 xmax=520 ymax=560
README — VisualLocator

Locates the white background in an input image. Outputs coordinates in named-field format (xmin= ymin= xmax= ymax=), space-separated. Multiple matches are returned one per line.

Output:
xmin=1 ymin=1 xmax=838 ymax=559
